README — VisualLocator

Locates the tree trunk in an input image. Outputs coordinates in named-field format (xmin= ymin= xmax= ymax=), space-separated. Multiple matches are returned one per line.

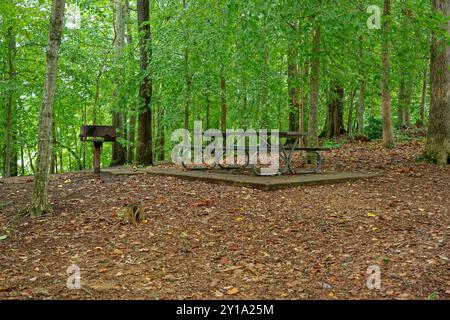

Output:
xmin=220 ymin=65 xmax=227 ymax=132
xmin=20 ymin=144 xmax=25 ymax=175
xmin=112 ymin=0 xmax=127 ymax=165
xmin=324 ymin=84 xmax=345 ymax=138
xmin=308 ymin=26 xmax=320 ymax=147
xmin=157 ymin=103 xmax=165 ymax=161
xmin=423 ymin=0 xmax=450 ymax=164
xmin=31 ymin=0 xmax=65 ymax=217
xmin=418 ymin=64 xmax=428 ymax=127
xmin=136 ymin=0 xmax=153 ymax=166
xmin=398 ymin=77 xmax=413 ymax=128
xmin=357 ymin=36 xmax=366 ymax=136
xmin=2 ymin=26 xmax=15 ymax=178
xmin=347 ymin=88 xmax=357 ymax=137
xmin=381 ymin=0 xmax=394 ymax=148
xmin=287 ymin=23 xmax=300 ymax=135
xmin=205 ymin=84 xmax=211 ymax=129
xmin=26 ymin=146 xmax=35 ymax=174
xmin=183 ymin=0 xmax=190 ymax=130
xmin=125 ymin=1 xmax=135 ymax=163
xmin=50 ymin=123 xmax=56 ymax=174
xmin=298 ymin=62 xmax=309 ymax=147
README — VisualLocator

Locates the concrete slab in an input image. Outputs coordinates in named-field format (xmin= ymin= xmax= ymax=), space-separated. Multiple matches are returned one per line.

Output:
xmin=103 ymin=166 xmax=379 ymax=191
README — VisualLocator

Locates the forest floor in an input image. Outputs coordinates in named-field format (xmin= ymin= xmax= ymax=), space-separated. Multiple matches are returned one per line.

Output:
xmin=0 ymin=139 xmax=449 ymax=300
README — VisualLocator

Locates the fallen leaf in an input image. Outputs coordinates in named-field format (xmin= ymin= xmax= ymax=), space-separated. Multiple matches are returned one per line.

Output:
xmin=113 ymin=248 xmax=123 ymax=255
xmin=226 ymin=287 xmax=239 ymax=295
xmin=367 ymin=213 xmax=377 ymax=217
xmin=0 ymin=235 xmax=7 ymax=240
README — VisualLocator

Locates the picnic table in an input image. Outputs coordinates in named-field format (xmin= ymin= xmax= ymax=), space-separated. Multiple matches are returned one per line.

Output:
xmin=180 ymin=131 xmax=329 ymax=176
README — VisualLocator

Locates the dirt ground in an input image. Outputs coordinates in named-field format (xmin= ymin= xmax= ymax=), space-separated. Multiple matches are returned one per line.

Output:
xmin=0 ymin=140 xmax=449 ymax=300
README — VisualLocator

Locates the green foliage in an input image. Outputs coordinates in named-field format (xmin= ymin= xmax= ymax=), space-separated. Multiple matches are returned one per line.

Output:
xmin=365 ymin=116 xmax=383 ymax=140
xmin=0 ymin=0 xmax=445 ymax=177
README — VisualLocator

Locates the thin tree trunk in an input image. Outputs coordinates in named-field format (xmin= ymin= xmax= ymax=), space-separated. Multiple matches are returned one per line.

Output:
xmin=158 ymin=103 xmax=165 ymax=161
xmin=205 ymin=84 xmax=211 ymax=129
xmin=31 ymin=0 xmax=65 ymax=217
xmin=26 ymin=146 xmax=35 ymax=174
xmin=347 ymin=88 xmax=357 ymax=137
xmin=418 ymin=64 xmax=428 ymax=127
xmin=136 ymin=0 xmax=153 ymax=165
xmin=93 ymin=70 xmax=101 ymax=125
xmin=298 ymin=62 xmax=308 ymax=147
xmin=308 ymin=26 xmax=320 ymax=147
xmin=20 ymin=144 xmax=25 ymax=175
xmin=220 ymin=65 xmax=227 ymax=132
xmin=287 ymin=23 xmax=300 ymax=135
xmin=183 ymin=0 xmax=190 ymax=129
xmin=50 ymin=123 xmax=56 ymax=174
xmin=381 ymin=0 xmax=394 ymax=148
xmin=423 ymin=0 xmax=450 ymax=164
xmin=2 ymin=26 xmax=15 ymax=178
xmin=398 ymin=78 xmax=406 ymax=128
xmin=125 ymin=0 xmax=135 ymax=163
xmin=356 ymin=32 xmax=366 ymax=135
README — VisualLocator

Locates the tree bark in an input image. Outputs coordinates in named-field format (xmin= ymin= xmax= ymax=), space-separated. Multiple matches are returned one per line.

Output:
xmin=308 ymin=26 xmax=320 ymax=147
xmin=112 ymin=0 xmax=127 ymax=165
xmin=381 ymin=0 xmax=394 ymax=148
xmin=20 ymin=144 xmax=25 ymax=175
xmin=357 ymin=36 xmax=366 ymax=136
xmin=397 ymin=77 xmax=413 ymax=128
xmin=423 ymin=0 xmax=450 ymax=164
xmin=418 ymin=64 xmax=428 ymax=127
xmin=136 ymin=0 xmax=153 ymax=165
xmin=347 ymin=88 xmax=357 ymax=137
xmin=287 ymin=23 xmax=300 ymax=135
xmin=31 ymin=0 xmax=65 ymax=217
xmin=2 ymin=26 xmax=16 ymax=178
xmin=220 ymin=65 xmax=227 ymax=132
xmin=125 ymin=0 xmax=135 ymax=163
xmin=324 ymin=84 xmax=345 ymax=138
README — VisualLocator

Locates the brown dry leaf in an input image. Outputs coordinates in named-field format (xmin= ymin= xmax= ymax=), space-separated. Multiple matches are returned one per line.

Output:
xmin=113 ymin=248 xmax=123 ymax=255
xmin=99 ymin=268 xmax=108 ymax=273
xmin=226 ymin=287 xmax=239 ymax=295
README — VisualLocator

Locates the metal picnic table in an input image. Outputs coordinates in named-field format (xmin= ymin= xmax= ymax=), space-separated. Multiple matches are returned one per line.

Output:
xmin=181 ymin=131 xmax=328 ymax=176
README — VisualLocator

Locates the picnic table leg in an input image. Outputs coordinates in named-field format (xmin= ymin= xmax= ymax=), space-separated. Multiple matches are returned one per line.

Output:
xmin=281 ymin=137 xmax=299 ymax=174
xmin=93 ymin=140 xmax=103 ymax=176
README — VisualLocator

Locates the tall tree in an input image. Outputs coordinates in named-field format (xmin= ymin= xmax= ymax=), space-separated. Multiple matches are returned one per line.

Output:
xmin=380 ymin=0 xmax=394 ymax=148
xmin=2 ymin=26 xmax=16 ymax=178
xmin=30 ymin=0 xmax=65 ymax=217
xmin=136 ymin=0 xmax=153 ymax=165
xmin=112 ymin=0 xmax=127 ymax=165
xmin=423 ymin=0 xmax=449 ymax=164
xmin=287 ymin=22 xmax=300 ymax=134
xmin=324 ymin=84 xmax=345 ymax=138
xmin=397 ymin=77 xmax=413 ymax=128
xmin=220 ymin=64 xmax=227 ymax=132
xmin=125 ymin=0 xmax=136 ymax=163
xmin=418 ymin=63 xmax=428 ymax=127
xmin=308 ymin=26 xmax=320 ymax=147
